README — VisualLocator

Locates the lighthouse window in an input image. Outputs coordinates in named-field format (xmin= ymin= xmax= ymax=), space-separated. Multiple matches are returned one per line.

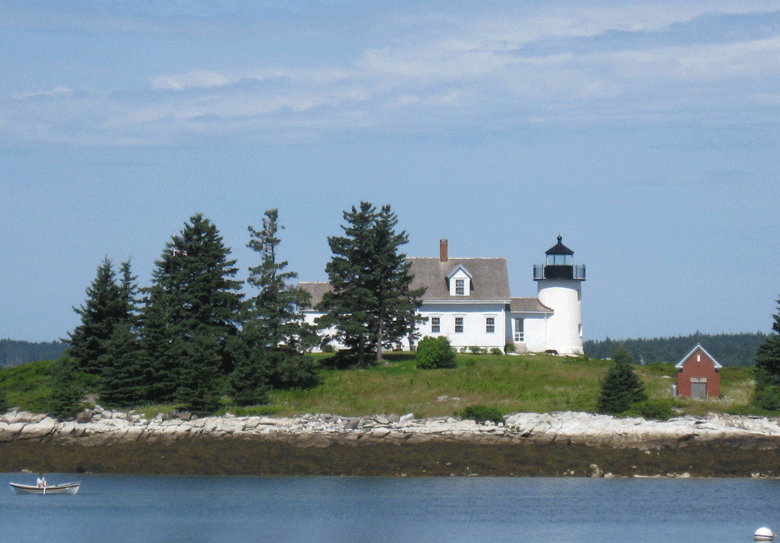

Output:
xmin=455 ymin=317 xmax=464 ymax=333
xmin=547 ymin=254 xmax=572 ymax=266
xmin=431 ymin=317 xmax=440 ymax=333
xmin=486 ymin=317 xmax=495 ymax=333
xmin=455 ymin=279 xmax=465 ymax=295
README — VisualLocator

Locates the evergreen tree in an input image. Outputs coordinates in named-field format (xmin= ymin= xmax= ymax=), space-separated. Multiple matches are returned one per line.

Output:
xmin=370 ymin=205 xmax=426 ymax=359
xmin=118 ymin=260 xmax=140 ymax=327
xmin=98 ymin=260 xmax=146 ymax=407
xmin=48 ymin=355 xmax=82 ymax=419
xmin=227 ymin=334 xmax=270 ymax=406
xmin=318 ymin=202 xmax=424 ymax=365
xmin=98 ymin=323 xmax=147 ymax=408
xmin=245 ymin=209 xmax=315 ymax=351
xmin=67 ymin=258 xmax=126 ymax=375
xmin=596 ymin=346 xmax=647 ymax=415
xmin=140 ymin=214 xmax=242 ymax=406
xmin=754 ymin=297 xmax=780 ymax=409
xmin=177 ymin=333 xmax=223 ymax=414
xmin=230 ymin=209 xmax=317 ymax=402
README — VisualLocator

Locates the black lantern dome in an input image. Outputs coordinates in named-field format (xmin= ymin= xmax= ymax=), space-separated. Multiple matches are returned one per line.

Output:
xmin=533 ymin=235 xmax=585 ymax=281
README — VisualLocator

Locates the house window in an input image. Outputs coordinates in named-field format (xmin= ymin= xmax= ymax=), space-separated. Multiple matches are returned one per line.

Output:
xmin=455 ymin=279 xmax=465 ymax=295
xmin=455 ymin=317 xmax=464 ymax=333
xmin=486 ymin=317 xmax=495 ymax=333
xmin=514 ymin=318 xmax=524 ymax=342
xmin=431 ymin=317 xmax=440 ymax=333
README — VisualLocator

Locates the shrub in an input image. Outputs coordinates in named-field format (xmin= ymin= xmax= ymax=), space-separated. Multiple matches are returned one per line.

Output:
xmin=626 ymin=399 xmax=673 ymax=420
xmin=469 ymin=346 xmax=483 ymax=354
xmin=490 ymin=348 xmax=503 ymax=356
xmin=416 ymin=336 xmax=456 ymax=369
xmin=269 ymin=353 xmax=320 ymax=390
xmin=596 ymin=346 xmax=647 ymax=415
xmin=755 ymin=386 xmax=780 ymax=411
xmin=505 ymin=344 xmax=515 ymax=353
xmin=319 ymin=350 xmax=368 ymax=370
xmin=227 ymin=405 xmax=278 ymax=417
xmin=459 ymin=405 xmax=505 ymax=424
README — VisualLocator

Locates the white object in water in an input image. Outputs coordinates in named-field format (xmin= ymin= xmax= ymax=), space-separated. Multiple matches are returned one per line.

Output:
xmin=9 ymin=482 xmax=81 ymax=495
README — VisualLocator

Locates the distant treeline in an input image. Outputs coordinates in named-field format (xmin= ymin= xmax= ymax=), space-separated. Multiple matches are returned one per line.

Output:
xmin=1 ymin=332 xmax=768 ymax=369
xmin=584 ymin=332 xmax=767 ymax=367
xmin=1 ymin=339 xmax=68 ymax=368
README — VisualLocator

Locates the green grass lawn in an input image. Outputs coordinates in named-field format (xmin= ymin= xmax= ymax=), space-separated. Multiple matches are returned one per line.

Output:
xmin=265 ymin=353 xmax=763 ymax=418
xmin=0 ymin=353 xmax=765 ymax=418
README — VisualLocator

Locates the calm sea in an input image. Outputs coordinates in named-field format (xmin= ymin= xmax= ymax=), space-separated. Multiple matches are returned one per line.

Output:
xmin=2 ymin=474 xmax=779 ymax=543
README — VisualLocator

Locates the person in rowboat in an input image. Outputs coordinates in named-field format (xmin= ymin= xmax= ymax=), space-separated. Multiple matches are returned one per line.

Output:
xmin=36 ymin=473 xmax=47 ymax=488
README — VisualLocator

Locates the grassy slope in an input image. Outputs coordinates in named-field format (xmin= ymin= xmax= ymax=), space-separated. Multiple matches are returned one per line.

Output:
xmin=0 ymin=354 xmax=759 ymax=418
xmin=267 ymin=353 xmax=758 ymax=418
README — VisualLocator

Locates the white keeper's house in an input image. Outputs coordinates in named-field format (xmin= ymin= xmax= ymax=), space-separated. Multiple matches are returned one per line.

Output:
xmin=300 ymin=236 xmax=586 ymax=355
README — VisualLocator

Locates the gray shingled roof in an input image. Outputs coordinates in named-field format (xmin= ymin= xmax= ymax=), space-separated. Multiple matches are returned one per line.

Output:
xmin=298 ymin=282 xmax=331 ymax=307
xmin=299 ymin=256 xmax=512 ymax=306
xmin=408 ymin=257 xmax=510 ymax=301
xmin=510 ymin=297 xmax=553 ymax=313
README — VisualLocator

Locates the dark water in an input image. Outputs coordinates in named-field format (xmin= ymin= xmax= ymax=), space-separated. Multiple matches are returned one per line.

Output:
xmin=3 ymin=474 xmax=779 ymax=543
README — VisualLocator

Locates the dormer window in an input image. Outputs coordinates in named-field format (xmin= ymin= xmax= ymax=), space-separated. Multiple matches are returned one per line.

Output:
xmin=447 ymin=265 xmax=472 ymax=296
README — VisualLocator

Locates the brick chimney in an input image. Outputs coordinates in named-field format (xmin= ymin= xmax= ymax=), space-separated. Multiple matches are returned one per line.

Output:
xmin=440 ymin=239 xmax=448 ymax=262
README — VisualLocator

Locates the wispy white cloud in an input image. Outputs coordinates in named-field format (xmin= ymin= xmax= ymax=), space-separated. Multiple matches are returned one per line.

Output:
xmin=10 ymin=86 xmax=78 ymax=101
xmin=151 ymin=71 xmax=240 ymax=90
xmin=2 ymin=1 xmax=780 ymax=145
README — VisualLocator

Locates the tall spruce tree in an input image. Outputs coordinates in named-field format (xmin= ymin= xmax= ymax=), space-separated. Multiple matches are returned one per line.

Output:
xmin=117 ymin=260 xmax=140 ymax=327
xmin=98 ymin=260 xmax=145 ymax=406
xmin=754 ymin=296 xmax=780 ymax=409
xmin=140 ymin=214 xmax=243 ymax=407
xmin=596 ymin=346 xmax=647 ymax=415
xmin=230 ymin=209 xmax=316 ymax=403
xmin=67 ymin=258 xmax=126 ymax=375
xmin=370 ymin=205 xmax=426 ymax=360
xmin=245 ymin=209 xmax=314 ymax=351
xmin=318 ymin=202 xmax=424 ymax=365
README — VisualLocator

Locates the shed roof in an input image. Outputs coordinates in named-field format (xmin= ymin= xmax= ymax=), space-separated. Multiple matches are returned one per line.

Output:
xmin=675 ymin=344 xmax=723 ymax=369
xmin=510 ymin=297 xmax=553 ymax=314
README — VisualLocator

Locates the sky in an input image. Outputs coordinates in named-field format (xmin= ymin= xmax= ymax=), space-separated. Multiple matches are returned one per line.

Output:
xmin=2 ymin=0 xmax=779 ymax=343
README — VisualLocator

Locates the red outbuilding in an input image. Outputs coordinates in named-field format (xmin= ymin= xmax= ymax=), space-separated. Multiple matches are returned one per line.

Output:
xmin=675 ymin=344 xmax=722 ymax=399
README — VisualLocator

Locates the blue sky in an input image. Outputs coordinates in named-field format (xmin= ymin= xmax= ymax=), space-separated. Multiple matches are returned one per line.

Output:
xmin=2 ymin=0 xmax=779 ymax=343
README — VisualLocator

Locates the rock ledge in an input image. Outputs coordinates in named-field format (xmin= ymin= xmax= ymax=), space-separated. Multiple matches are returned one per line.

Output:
xmin=2 ymin=408 xmax=779 ymax=450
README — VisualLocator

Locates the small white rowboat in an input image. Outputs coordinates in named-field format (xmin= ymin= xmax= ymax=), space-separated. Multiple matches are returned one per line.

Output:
xmin=9 ymin=482 xmax=81 ymax=495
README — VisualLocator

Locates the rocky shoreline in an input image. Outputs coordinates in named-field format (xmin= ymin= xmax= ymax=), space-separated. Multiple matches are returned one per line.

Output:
xmin=3 ymin=408 xmax=780 ymax=477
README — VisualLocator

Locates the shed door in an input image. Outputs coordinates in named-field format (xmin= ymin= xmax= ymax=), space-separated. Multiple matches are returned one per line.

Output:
xmin=691 ymin=381 xmax=707 ymax=399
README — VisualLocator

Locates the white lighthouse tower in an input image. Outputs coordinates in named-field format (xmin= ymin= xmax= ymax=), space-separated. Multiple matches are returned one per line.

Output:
xmin=533 ymin=235 xmax=585 ymax=355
